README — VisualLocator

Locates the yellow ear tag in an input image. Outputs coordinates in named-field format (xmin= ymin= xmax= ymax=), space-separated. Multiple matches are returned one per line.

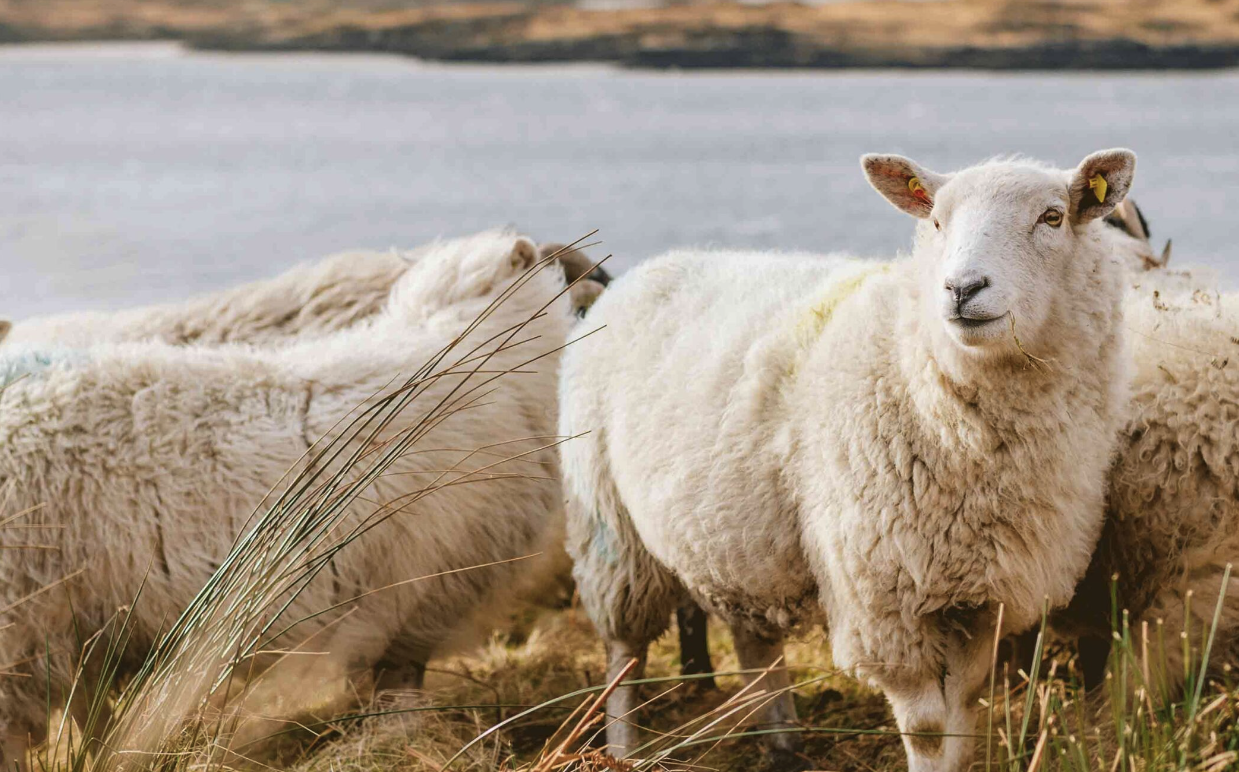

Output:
xmin=1088 ymin=173 xmax=1108 ymax=204
xmin=908 ymin=176 xmax=929 ymax=201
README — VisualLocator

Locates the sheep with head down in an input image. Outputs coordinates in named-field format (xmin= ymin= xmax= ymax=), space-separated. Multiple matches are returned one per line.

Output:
xmin=0 ymin=230 xmax=575 ymax=762
xmin=3 ymin=240 xmax=607 ymax=349
xmin=559 ymin=151 xmax=1137 ymax=771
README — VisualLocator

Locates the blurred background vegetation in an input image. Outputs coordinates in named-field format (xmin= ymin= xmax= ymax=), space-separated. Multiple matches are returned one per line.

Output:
xmin=4 ymin=0 xmax=1239 ymax=69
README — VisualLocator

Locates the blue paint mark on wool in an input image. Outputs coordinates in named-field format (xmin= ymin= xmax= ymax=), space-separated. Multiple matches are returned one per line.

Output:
xmin=589 ymin=514 xmax=620 ymax=567
xmin=0 ymin=348 xmax=87 ymax=388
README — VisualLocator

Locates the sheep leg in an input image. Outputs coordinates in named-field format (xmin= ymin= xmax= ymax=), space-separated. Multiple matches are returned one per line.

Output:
xmin=1078 ymin=635 xmax=1110 ymax=691
xmin=603 ymin=639 xmax=648 ymax=759
xmin=885 ymin=612 xmax=996 ymax=772
xmin=375 ymin=660 xmax=427 ymax=691
xmin=677 ymin=601 xmax=716 ymax=688
xmin=886 ymin=679 xmax=950 ymax=772
xmin=995 ymin=628 xmax=1041 ymax=685
xmin=729 ymin=624 xmax=804 ymax=764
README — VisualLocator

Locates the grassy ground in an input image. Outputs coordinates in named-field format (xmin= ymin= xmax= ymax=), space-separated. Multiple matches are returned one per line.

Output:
xmin=279 ymin=604 xmax=908 ymax=772
xmin=26 ymin=583 xmax=1239 ymax=772
xmin=250 ymin=594 xmax=1238 ymax=772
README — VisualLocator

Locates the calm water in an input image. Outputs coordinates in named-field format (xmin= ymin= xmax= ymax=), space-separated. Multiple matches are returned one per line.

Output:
xmin=1 ymin=42 xmax=1236 ymax=320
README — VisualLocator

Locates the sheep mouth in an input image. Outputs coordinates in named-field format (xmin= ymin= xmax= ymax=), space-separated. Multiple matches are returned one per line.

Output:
xmin=951 ymin=313 xmax=1006 ymax=329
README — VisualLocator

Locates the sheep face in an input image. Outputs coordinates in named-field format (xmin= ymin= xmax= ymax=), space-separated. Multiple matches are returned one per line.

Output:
xmin=863 ymin=150 xmax=1136 ymax=357
xmin=0 ymin=322 xmax=9 ymax=345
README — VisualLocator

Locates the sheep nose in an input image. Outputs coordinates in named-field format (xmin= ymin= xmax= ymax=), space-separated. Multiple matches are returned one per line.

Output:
xmin=944 ymin=276 xmax=989 ymax=307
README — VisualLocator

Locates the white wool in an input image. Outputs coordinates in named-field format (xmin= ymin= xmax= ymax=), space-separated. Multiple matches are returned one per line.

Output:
xmin=5 ymin=249 xmax=413 ymax=348
xmin=560 ymin=152 xmax=1135 ymax=772
xmin=5 ymin=240 xmax=605 ymax=349
xmin=1056 ymin=261 xmax=1239 ymax=698
xmin=0 ymin=230 xmax=572 ymax=754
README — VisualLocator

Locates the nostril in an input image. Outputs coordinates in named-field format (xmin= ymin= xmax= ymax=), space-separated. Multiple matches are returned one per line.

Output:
xmin=960 ymin=277 xmax=989 ymax=303
xmin=944 ymin=277 xmax=990 ymax=305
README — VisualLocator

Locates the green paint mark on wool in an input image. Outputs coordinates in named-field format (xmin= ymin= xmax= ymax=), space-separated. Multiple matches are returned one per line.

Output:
xmin=797 ymin=263 xmax=890 ymax=341
xmin=788 ymin=262 xmax=890 ymax=376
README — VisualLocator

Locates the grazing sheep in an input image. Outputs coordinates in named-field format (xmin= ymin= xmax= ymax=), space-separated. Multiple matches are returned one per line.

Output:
xmin=5 ymin=250 xmax=411 ymax=349
xmin=560 ymin=151 xmax=1137 ymax=771
xmin=1053 ymin=236 xmax=1239 ymax=700
xmin=0 ymin=230 xmax=572 ymax=759
xmin=6 ymin=242 xmax=608 ymax=348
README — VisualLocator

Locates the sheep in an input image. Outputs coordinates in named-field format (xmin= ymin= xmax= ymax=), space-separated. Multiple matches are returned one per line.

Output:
xmin=1050 ymin=229 xmax=1239 ymax=701
xmin=658 ymin=200 xmax=1237 ymax=710
xmin=0 ymin=230 xmax=573 ymax=760
xmin=4 ymin=249 xmax=411 ymax=349
xmin=5 ymin=242 xmax=608 ymax=349
xmin=559 ymin=151 xmax=1137 ymax=771
xmin=665 ymin=197 xmax=1173 ymax=690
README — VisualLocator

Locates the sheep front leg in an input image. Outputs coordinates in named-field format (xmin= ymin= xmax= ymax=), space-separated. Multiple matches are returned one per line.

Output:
xmin=885 ymin=679 xmax=952 ymax=772
xmin=885 ymin=615 xmax=994 ymax=772
xmin=604 ymin=639 xmax=648 ymax=759
xmin=729 ymin=624 xmax=804 ymax=766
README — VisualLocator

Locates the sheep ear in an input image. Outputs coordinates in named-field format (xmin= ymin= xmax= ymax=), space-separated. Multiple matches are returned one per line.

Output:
xmin=1069 ymin=149 xmax=1136 ymax=224
xmin=861 ymin=154 xmax=950 ymax=219
xmin=1104 ymin=197 xmax=1150 ymax=241
xmin=509 ymin=237 xmax=539 ymax=271
xmin=0 ymin=321 xmax=10 ymax=344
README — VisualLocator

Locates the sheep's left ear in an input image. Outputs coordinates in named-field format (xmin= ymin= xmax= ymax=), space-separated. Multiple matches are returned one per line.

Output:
xmin=1069 ymin=149 xmax=1136 ymax=224
xmin=861 ymin=154 xmax=951 ymax=219
xmin=509 ymin=236 xmax=539 ymax=271
xmin=0 ymin=321 xmax=10 ymax=344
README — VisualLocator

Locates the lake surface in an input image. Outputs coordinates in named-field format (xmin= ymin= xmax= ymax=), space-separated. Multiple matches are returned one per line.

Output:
xmin=1 ymin=42 xmax=1236 ymax=320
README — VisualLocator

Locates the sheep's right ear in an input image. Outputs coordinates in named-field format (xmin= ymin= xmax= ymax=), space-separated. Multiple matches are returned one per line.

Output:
xmin=0 ymin=321 xmax=10 ymax=344
xmin=1069 ymin=149 xmax=1136 ymax=224
xmin=861 ymin=154 xmax=950 ymax=219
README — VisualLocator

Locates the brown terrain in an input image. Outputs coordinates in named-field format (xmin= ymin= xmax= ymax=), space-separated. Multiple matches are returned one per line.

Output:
xmin=3 ymin=1 xmax=1239 ymax=71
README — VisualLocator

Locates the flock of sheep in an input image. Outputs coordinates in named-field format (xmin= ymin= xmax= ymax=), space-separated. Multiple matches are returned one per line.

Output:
xmin=0 ymin=148 xmax=1235 ymax=772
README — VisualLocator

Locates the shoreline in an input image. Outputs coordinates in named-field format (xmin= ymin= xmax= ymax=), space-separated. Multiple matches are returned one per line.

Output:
xmin=198 ymin=38 xmax=1239 ymax=72
xmin=4 ymin=1 xmax=1239 ymax=72
xmin=6 ymin=36 xmax=1238 ymax=72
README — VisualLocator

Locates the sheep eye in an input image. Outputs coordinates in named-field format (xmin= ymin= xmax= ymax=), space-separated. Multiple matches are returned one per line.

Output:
xmin=933 ymin=218 xmax=941 ymax=232
xmin=1040 ymin=209 xmax=1063 ymax=228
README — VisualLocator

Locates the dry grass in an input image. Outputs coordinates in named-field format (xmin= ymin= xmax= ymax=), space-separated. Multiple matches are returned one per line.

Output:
xmin=249 ymin=589 xmax=1239 ymax=772
xmin=275 ymin=608 xmax=905 ymax=772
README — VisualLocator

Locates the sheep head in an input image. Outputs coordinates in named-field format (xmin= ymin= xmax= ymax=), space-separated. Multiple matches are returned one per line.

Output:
xmin=0 ymin=321 xmax=9 ymax=345
xmin=863 ymin=149 xmax=1136 ymax=364
xmin=539 ymin=242 xmax=612 ymax=317
xmin=1104 ymin=198 xmax=1172 ymax=271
